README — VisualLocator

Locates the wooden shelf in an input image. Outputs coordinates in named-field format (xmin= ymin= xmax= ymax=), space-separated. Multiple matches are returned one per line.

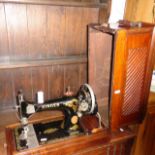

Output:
xmin=0 ymin=0 xmax=108 ymax=8
xmin=0 ymin=55 xmax=87 ymax=69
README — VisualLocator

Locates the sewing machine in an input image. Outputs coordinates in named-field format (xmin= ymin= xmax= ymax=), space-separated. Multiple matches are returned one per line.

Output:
xmin=14 ymin=84 xmax=101 ymax=151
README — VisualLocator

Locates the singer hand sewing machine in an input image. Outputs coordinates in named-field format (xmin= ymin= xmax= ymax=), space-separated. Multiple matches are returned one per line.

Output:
xmin=13 ymin=84 xmax=102 ymax=151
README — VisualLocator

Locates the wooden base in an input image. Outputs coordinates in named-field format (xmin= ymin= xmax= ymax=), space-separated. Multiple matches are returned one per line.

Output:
xmin=6 ymin=117 xmax=136 ymax=155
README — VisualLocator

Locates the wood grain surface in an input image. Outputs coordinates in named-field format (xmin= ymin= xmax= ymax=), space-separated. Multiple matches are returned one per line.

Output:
xmin=88 ymin=23 xmax=155 ymax=131
xmin=124 ymin=0 xmax=154 ymax=23
xmin=0 ymin=0 xmax=108 ymax=111
xmin=5 ymin=115 xmax=135 ymax=155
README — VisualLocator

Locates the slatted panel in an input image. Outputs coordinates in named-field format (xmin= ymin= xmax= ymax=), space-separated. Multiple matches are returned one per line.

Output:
xmin=0 ymin=3 xmax=9 ymax=62
xmin=122 ymin=47 xmax=147 ymax=116
xmin=71 ymin=143 xmax=131 ymax=155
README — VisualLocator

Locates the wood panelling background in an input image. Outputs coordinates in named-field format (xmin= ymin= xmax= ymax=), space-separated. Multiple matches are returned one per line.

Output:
xmin=124 ymin=0 xmax=154 ymax=23
xmin=124 ymin=0 xmax=155 ymax=70
xmin=0 ymin=64 xmax=86 ymax=111
xmin=0 ymin=1 xmax=108 ymax=111
xmin=0 ymin=3 xmax=99 ymax=61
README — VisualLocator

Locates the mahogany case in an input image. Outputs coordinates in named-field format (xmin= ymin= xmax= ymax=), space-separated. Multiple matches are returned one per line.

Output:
xmin=88 ymin=22 xmax=155 ymax=131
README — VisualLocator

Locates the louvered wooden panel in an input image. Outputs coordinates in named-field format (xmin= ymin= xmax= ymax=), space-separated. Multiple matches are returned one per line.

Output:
xmin=122 ymin=47 xmax=147 ymax=116
xmin=111 ymin=29 xmax=154 ymax=130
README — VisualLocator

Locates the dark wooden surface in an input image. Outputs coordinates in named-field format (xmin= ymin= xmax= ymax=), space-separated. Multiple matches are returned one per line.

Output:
xmin=88 ymin=26 xmax=113 ymax=126
xmin=0 ymin=0 xmax=111 ymax=111
xmin=6 ymin=128 xmax=135 ymax=155
xmin=88 ymin=22 xmax=155 ymax=131
xmin=0 ymin=110 xmax=64 ymax=155
xmin=132 ymin=92 xmax=155 ymax=155
xmin=1 ymin=94 xmax=155 ymax=155
xmin=140 ymin=106 xmax=155 ymax=155
xmin=0 ymin=64 xmax=88 ymax=111
xmin=5 ymin=112 xmax=135 ymax=155
xmin=0 ymin=1 xmax=100 ymax=62
xmin=111 ymin=24 xmax=155 ymax=131
xmin=88 ymin=26 xmax=113 ymax=108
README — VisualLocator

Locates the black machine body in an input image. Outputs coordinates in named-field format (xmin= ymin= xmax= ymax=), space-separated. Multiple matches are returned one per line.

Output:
xmin=15 ymin=84 xmax=100 ymax=150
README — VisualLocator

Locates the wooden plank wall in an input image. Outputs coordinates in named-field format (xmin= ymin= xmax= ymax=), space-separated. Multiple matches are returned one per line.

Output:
xmin=0 ymin=1 xmax=106 ymax=111
xmin=124 ymin=0 xmax=154 ymax=23
xmin=124 ymin=0 xmax=155 ymax=70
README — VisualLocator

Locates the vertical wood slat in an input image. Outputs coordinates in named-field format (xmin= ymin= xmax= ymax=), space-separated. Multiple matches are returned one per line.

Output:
xmin=47 ymin=6 xmax=65 ymax=57
xmin=12 ymin=68 xmax=33 ymax=101
xmin=31 ymin=67 xmax=49 ymax=100
xmin=105 ymin=142 xmax=133 ymax=155
xmin=64 ymin=64 xmax=80 ymax=94
xmin=0 ymin=3 xmax=9 ymax=62
xmin=81 ymin=7 xmax=99 ymax=55
xmin=79 ymin=63 xmax=87 ymax=85
xmin=0 ymin=70 xmax=14 ymax=110
xmin=48 ymin=65 xmax=64 ymax=99
xmin=64 ymin=7 xmax=99 ymax=56
xmin=64 ymin=7 xmax=83 ymax=55
xmin=5 ymin=3 xmax=29 ymax=60
xmin=27 ymin=4 xmax=47 ymax=59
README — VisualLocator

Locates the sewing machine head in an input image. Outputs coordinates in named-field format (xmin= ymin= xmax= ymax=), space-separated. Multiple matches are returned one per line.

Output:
xmin=14 ymin=84 xmax=100 ymax=150
xmin=16 ymin=84 xmax=98 ymax=126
